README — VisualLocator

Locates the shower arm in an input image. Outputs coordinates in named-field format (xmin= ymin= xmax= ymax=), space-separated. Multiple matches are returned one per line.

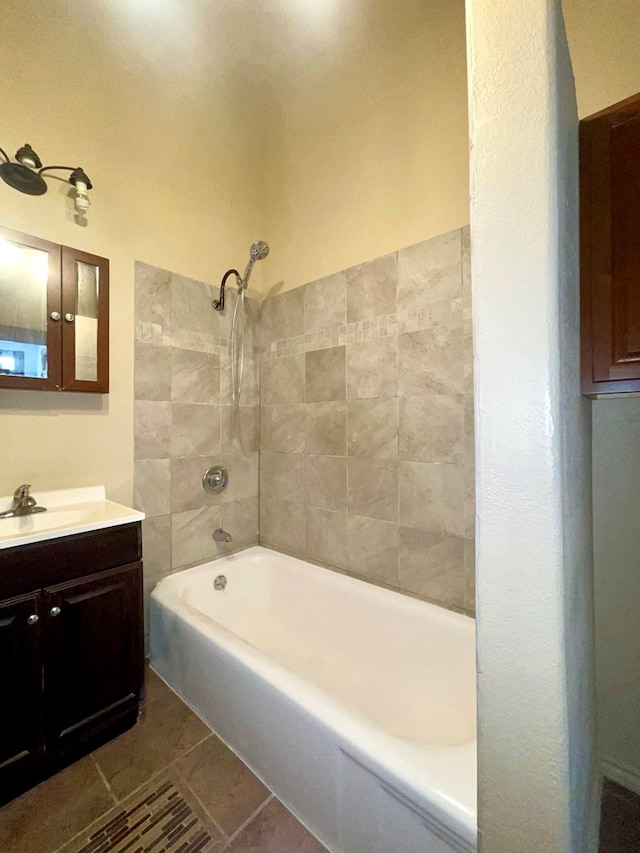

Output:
xmin=212 ymin=268 xmax=241 ymax=312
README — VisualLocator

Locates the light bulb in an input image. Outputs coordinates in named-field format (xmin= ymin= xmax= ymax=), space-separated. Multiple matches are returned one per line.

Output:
xmin=74 ymin=180 xmax=91 ymax=214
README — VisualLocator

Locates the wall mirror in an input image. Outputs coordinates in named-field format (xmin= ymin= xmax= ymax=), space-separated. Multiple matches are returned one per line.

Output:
xmin=0 ymin=225 xmax=109 ymax=393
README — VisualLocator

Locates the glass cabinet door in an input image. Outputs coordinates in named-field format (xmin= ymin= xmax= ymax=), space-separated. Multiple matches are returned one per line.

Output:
xmin=61 ymin=247 xmax=109 ymax=392
xmin=0 ymin=227 xmax=62 ymax=391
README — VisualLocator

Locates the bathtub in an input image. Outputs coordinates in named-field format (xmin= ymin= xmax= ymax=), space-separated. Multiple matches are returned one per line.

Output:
xmin=150 ymin=546 xmax=477 ymax=852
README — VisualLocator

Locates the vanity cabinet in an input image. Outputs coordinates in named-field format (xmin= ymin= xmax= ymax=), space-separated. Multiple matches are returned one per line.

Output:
xmin=0 ymin=225 xmax=109 ymax=393
xmin=0 ymin=523 xmax=143 ymax=805
xmin=581 ymin=92 xmax=640 ymax=395
xmin=0 ymin=591 xmax=43 ymax=786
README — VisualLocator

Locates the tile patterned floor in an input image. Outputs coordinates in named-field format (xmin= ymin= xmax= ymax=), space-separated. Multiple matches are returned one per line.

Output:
xmin=2 ymin=668 xmax=636 ymax=853
xmin=0 ymin=666 xmax=327 ymax=853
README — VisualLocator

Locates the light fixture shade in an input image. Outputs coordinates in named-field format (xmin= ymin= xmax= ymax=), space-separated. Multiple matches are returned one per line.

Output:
xmin=0 ymin=162 xmax=47 ymax=195
xmin=15 ymin=144 xmax=42 ymax=169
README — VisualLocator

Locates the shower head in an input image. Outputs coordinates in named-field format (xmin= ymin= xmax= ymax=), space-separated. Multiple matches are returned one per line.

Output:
xmin=250 ymin=240 xmax=269 ymax=262
xmin=241 ymin=240 xmax=270 ymax=290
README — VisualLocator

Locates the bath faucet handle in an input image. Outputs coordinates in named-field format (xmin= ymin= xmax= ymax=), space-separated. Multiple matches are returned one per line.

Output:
xmin=13 ymin=484 xmax=35 ymax=507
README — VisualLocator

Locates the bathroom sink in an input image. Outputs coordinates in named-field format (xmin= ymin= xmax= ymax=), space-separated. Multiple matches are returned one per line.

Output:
xmin=0 ymin=509 xmax=90 ymax=539
xmin=0 ymin=485 xmax=144 ymax=549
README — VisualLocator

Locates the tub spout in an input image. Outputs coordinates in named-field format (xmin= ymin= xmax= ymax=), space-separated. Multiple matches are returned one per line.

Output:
xmin=213 ymin=528 xmax=232 ymax=544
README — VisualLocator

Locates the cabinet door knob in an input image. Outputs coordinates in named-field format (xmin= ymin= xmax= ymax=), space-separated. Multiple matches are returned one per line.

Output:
xmin=64 ymin=313 xmax=75 ymax=323
xmin=50 ymin=311 xmax=61 ymax=321
xmin=27 ymin=614 xmax=39 ymax=625
xmin=49 ymin=606 xmax=61 ymax=617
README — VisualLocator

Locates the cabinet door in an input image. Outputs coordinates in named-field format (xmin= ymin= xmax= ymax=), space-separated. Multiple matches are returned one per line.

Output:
xmin=581 ymin=92 xmax=640 ymax=394
xmin=0 ymin=225 xmax=62 ymax=391
xmin=43 ymin=563 xmax=142 ymax=756
xmin=0 ymin=591 xmax=43 ymax=788
xmin=61 ymin=246 xmax=109 ymax=392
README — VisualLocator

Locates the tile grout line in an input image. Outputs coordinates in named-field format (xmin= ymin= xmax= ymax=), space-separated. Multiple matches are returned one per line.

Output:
xmin=225 ymin=793 xmax=275 ymax=847
xmin=171 ymin=761 xmax=229 ymax=846
xmin=91 ymin=753 xmax=118 ymax=806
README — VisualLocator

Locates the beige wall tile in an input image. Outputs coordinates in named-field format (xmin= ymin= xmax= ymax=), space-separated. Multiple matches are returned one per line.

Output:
xmin=260 ymin=354 xmax=305 ymax=405
xmin=135 ymin=262 xmax=171 ymax=337
xmin=260 ymin=499 xmax=307 ymax=555
xmin=221 ymin=406 xmax=259 ymax=453
xmin=397 ymin=229 xmax=462 ymax=313
xmin=171 ymin=506 xmax=222 ymax=569
xmin=399 ymin=461 xmax=465 ymax=536
xmin=260 ymin=451 xmax=306 ymax=504
xmin=346 ymin=336 xmax=398 ymax=399
xmin=134 ymin=459 xmax=171 ymax=517
xmin=464 ymin=464 xmax=476 ymax=539
xmin=305 ymin=346 xmax=346 ymax=402
xmin=221 ymin=355 xmax=259 ymax=407
xmin=261 ymin=288 xmax=305 ymax=346
xmin=304 ymin=271 xmax=347 ymax=333
xmin=171 ymin=404 xmax=221 ymax=458
xmin=399 ymin=394 xmax=463 ymax=463
xmin=306 ymin=402 xmax=346 ymax=456
xmin=305 ymin=456 xmax=347 ymax=511
xmin=260 ymin=404 xmax=308 ymax=453
xmin=171 ymin=456 xmax=220 ymax=513
xmin=347 ymin=398 xmax=399 ymax=459
xmin=218 ymin=453 xmax=259 ymax=503
xmin=462 ymin=225 xmax=471 ymax=322
xmin=220 ymin=497 xmax=259 ymax=548
xmin=348 ymin=458 xmax=398 ymax=522
xmin=398 ymin=325 xmax=463 ymax=396
xmin=134 ymin=401 xmax=171 ymax=460
xmin=398 ymin=526 xmax=464 ymax=606
xmin=347 ymin=515 xmax=399 ymax=584
xmin=171 ymin=273 xmax=220 ymax=342
xmin=306 ymin=507 xmax=347 ymax=566
xmin=346 ymin=253 xmax=397 ymax=322
xmin=135 ymin=342 xmax=171 ymax=401
xmin=172 ymin=349 xmax=220 ymax=404
xmin=141 ymin=515 xmax=172 ymax=581
xmin=463 ymin=394 xmax=475 ymax=466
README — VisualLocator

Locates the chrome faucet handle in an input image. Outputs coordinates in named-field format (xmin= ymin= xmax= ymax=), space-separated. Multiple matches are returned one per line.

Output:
xmin=14 ymin=484 xmax=32 ymax=499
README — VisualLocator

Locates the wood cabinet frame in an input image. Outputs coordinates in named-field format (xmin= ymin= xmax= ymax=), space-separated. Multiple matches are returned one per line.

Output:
xmin=0 ymin=225 xmax=109 ymax=394
xmin=581 ymin=92 xmax=640 ymax=395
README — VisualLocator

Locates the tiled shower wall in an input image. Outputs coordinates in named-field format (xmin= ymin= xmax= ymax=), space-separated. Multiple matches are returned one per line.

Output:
xmin=259 ymin=227 xmax=475 ymax=615
xmin=133 ymin=264 xmax=260 ymax=639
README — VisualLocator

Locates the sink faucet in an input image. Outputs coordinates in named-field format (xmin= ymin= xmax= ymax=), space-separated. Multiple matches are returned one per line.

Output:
xmin=212 ymin=528 xmax=232 ymax=544
xmin=0 ymin=484 xmax=47 ymax=518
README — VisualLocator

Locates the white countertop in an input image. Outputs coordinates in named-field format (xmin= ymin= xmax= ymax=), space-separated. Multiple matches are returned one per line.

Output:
xmin=0 ymin=485 xmax=145 ymax=550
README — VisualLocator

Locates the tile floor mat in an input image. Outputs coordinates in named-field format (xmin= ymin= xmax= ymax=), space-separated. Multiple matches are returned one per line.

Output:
xmin=65 ymin=776 xmax=218 ymax=853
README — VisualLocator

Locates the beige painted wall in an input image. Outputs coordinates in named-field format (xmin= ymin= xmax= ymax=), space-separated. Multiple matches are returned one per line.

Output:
xmin=258 ymin=0 xmax=470 ymax=296
xmin=563 ymin=0 xmax=640 ymax=789
xmin=0 ymin=0 xmax=263 ymax=503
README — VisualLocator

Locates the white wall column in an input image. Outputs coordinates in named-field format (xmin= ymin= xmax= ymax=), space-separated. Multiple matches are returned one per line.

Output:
xmin=465 ymin=1 xmax=598 ymax=850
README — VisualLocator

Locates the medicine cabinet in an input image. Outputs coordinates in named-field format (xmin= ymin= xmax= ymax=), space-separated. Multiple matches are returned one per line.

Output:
xmin=0 ymin=225 xmax=109 ymax=393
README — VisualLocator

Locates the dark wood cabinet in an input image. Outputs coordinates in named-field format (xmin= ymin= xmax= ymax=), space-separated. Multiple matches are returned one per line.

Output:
xmin=0 ymin=523 xmax=143 ymax=805
xmin=0 ymin=225 xmax=109 ymax=394
xmin=581 ymin=92 xmax=640 ymax=395
xmin=0 ymin=592 xmax=43 ymax=786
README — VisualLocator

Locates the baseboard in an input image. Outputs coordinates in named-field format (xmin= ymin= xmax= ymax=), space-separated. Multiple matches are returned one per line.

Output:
xmin=602 ymin=756 xmax=640 ymax=796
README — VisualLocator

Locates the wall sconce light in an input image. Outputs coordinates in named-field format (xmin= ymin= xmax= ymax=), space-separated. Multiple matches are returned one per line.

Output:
xmin=0 ymin=142 xmax=93 ymax=216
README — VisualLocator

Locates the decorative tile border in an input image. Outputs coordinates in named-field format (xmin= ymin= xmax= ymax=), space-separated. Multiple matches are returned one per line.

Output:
xmin=260 ymin=299 xmax=467 ymax=361
xmin=68 ymin=777 xmax=217 ymax=853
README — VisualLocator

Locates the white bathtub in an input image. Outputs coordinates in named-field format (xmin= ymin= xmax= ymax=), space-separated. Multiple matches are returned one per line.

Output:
xmin=150 ymin=546 xmax=477 ymax=852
